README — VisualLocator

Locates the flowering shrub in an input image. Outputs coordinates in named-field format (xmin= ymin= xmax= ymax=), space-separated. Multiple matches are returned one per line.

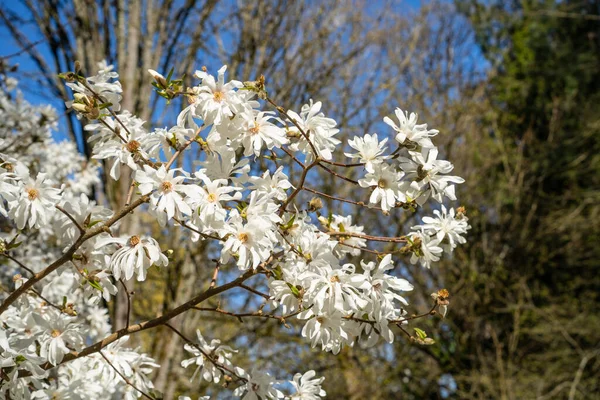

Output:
xmin=0 ymin=62 xmax=469 ymax=399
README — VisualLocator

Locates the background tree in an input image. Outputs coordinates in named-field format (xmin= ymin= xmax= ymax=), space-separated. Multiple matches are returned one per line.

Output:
xmin=2 ymin=0 xmax=599 ymax=398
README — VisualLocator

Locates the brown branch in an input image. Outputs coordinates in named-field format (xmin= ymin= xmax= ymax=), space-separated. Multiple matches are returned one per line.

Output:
xmin=303 ymin=186 xmax=383 ymax=210
xmin=0 ymin=195 xmax=150 ymax=314
xmin=238 ymin=283 xmax=270 ymax=300
xmin=164 ymin=126 xmax=202 ymax=170
xmin=326 ymin=231 xmax=407 ymax=244
xmin=173 ymin=217 xmax=223 ymax=242
xmin=192 ymin=306 xmax=303 ymax=325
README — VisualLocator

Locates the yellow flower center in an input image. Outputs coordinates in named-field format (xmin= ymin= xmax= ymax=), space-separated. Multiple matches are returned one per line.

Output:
xmin=238 ymin=232 xmax=249 ymax=243
xmin=330 ymin=275 xmax=340 ymax=283
xmin=161 ymin=181 xmax=173 ymax=193
xmin=51 ymin=329 xmax=61 ymax=338
xmin=207 ymin=193 xmax=217 ymax=203
xmin=129 ymin=235 xmax=141 ymax=246
xmin=213 ymin=91 xmax=225 ymax=103
xmin=27 ymin=188 xmax=39 ymax=200
xmin=249 ymin=125 xmax=260 ymax=135
xmin=377 ymin=179 xmax=387 ymax=189
xmin=126 ymin=140 xmax=141 ymax=153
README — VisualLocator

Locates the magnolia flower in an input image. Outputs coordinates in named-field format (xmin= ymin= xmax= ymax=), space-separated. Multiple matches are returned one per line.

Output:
xmin=384 ymin=108 xmax=438 ymax=148
xmin=361 ymin=254 xmax=413 ymax=317
xmin=135 ymin=165 xmax=192 ymax=221
xmin=0 ymin=165 xmax=20 ymax=217
xmin=301 ymin=264 xmax=369 ymax=314
xmin=183 ymin=65 xmax=244 ymax=127
xmin=66 ymin=60 xmax=122 ymax=111
xmin=181 ymin=329 xmax=237 ymax=384
xmin=345 ymin=133 xmax=389 ymax=171
xmin=268 ymin=278 xmax=302 ymax=314
xmin=358 ymin=163 xmax=404 ymax=212
xmin=233 ymin=368 xmax=284 ymax=400
xmin=238 ymin=110 xmax=288 ymax=156
xmin=249 ymin=166 xmax=292 ymax=201
xmin=398 ymin=148 xmax=464 ymax=204
xmin=415 ymin=206 xmax=470 ymax=251
xmin=288 ymin=100 xmax=340 ymax=161
xmin=409 ymin=229 xmax=443 ymax=269
xmin=55 ymin=194 xmax=112 ymax=244
xmin=97 ymin=235 xmax=168 ymax=281
xmin=91 ymin=118 xmax=151 ymax=180
xmin=197 ymin=148 xmax=251 ymax=187
xmin=221 ymin=211 xmax=275 ymax=270
xmin=298 ymin=309 xmax=357 ymax=354
xmin=8 ymin=173 xmax=62 ymax=229
xmin=289 ymin=370 xmax=326 ymax=399
xmin=327 ymin=214 xmax=367 ymax=257
xmin=185 ymin=176 xmax=240 ymax=229
xmin=34 ymin=310 xmax=83 ymax=365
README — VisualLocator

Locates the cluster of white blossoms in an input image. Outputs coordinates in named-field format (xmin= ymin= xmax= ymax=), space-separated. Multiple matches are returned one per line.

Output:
xmin=0 ymin=61 xmax=470 ymax=398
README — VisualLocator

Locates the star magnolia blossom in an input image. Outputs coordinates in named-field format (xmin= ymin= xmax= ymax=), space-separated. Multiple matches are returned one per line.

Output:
xmin=0 ymin=61 xmax=469 ymax=399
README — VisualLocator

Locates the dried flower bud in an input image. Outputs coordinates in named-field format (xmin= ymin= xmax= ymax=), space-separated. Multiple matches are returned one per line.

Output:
xmin=308 ymin=197 xmax=323 ymax=212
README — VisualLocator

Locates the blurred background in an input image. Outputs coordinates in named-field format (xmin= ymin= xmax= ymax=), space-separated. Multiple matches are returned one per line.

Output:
xmin=1 ymin=0 xmax=598 ymax=398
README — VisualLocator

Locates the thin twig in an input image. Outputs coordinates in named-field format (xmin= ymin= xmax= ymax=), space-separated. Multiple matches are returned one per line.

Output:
xmin=303 ymin=186 xmax=383 ymax=210
xmin=99 ymin=351 xmax=155 ymax=399
xmin=238 ymin=283 xmax=270 ymax=300
xmin=209 ymin=261 xmax=220 ymax=289
xmin=164 ymin=323 xmax=247 ymax=382
xmin=125 ymin=179 xmax=136 ymax=207
xmin=55 ymin=205 xmax=85 ymax=234
xmin=1 ymin=253 xmax=35 ymax=276
xmin=326 ymin=231 xmax=407 ymax=243
xmin=120 ymin=279 xmax=131 ymax=326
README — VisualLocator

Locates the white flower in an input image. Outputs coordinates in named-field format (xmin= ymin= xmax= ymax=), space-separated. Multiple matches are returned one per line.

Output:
xmin=97 ymin=235 xmax=168 ymax=281
xmin=55 ymin=194 xmax=112 ymax=244
xmin=185 ymin=175 xmax=240 ymax=230
xmin=90 ymin=113 xmax=152 ymax=180
xmin=221 ymin=210 xmax=275 ymax=270
xmin=0 ymin=164 xmax=20 ymax=216
xmin=301 ymin=264 xmax=369 ymax=314
xmin=289 ymin=370 xmax=326 ymax=399
xmin=135 ymin=165 xmax=192 ymax=221
xmin=197 ymin=148 xmax=250 ymax=186
xmin=268 ymin=278 xmax=301 ymax=314
xmin=8 ymin=173 xmax=62 ymax=230
xmin=358 ymin=163 xmax=404 ymax=212
xmin=34 ymin=310 xmax=83 ymax=365
xmin=233 ymin=368 xmax=284 ymax=400
xmin=345 ymin=133 xmax=388 ymax=170
xmin=328 ymin=214 xmax=366 ymax=257
xmin=249 ymin=166 xmax=292 ymax=201
xmin=66 ymin=61 xmax=122 ymax=111
xmin=298 ymin=309 xmax=357 ymax=354
xmin=409 ymin=229 xmax=443 ymax=269
xmin=182 ymin=65 xmax=244 ymax=127
xmin=415 ymin=206 xmax=470 ymax=251
xmin=238 ymin=110 xmax=288 ymax=156
xmin=384 ymin=108 xmax=438 ymax=148
xmin=398 ymin=148 xmax=464 ymax=204
xmin=181 ymin=329 xmax=236 ymax=384
xmin=288 ymin=100 xmax=340 ymax=161
xmin=361 ymin=254 xmax=413 ymax=320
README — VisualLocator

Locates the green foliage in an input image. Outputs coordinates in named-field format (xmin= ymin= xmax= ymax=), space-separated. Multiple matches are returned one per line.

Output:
xmin=434 ymin=1 xmax=600 ymax=398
